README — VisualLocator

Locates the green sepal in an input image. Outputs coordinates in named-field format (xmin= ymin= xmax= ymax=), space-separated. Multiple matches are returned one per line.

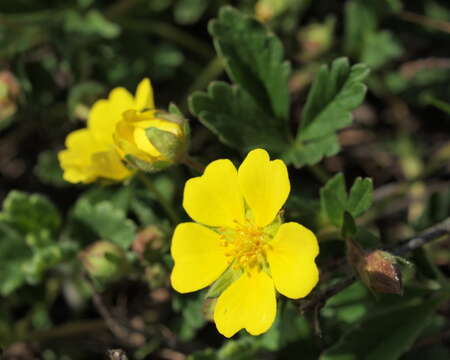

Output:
xmin=146 ymin=127 xmax=183 ymax=160
xmin=206 ymin=266 xmax=242 ymax=299
xmin=125 ymin=154 xmax=172 ymax=173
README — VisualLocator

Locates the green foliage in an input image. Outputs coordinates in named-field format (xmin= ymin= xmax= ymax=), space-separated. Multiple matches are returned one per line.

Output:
xmin=34 ymin=150 xmax=66 ymax=187
xmin=63 ymin=9 xmax=121 ymax=39
xmin=0 ymin=191 xmax=70 ymax=295
xmin=72 ymin=198 xmax=136 ymax=249
xmin=172 ymin=292 xmax=206 ymax=341
xmin=1 ymin=1 xmax=449 ymax=357
xmin=190 ymin=6 xmax=292 ymax=153
xmin=321 ymin=173 xmax=373 ymax=227
xmin=284 ymin=58 xmax=369 ymax=167
xmin=189 ymin=82 xmax=287 ymax=152
xmin=344 ymin=0 xmax=402 ymax=69
xmin=321 ymin=293 xmax=447 ymax=360
xmin=209 ymin=6 xmax=290 ymax=121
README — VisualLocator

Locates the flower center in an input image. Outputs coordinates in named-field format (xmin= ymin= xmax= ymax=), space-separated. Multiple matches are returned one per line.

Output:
xmin=219 ymin=220 xmax=270 ymax=273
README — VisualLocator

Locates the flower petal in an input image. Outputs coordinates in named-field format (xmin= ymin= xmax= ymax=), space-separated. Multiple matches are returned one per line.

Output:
xmin=267 ymin=222 xmax=319 ymax=299
xmin=90 ymin=150 xmax=132 ymax=181
xmin=183 ymin=159 xmax=245 ymax=227
xmin=59 ymin=129 xmax=103 ymax=183
xmin=171 ymin=222 xmax=228 ymax=293
xmin=134 ymin=78 xmax=154 ymax=110
xmin=238 ymin=149 xmax=290 ymax=227
xmin=89 ymin=88 xmax=134 ymax=145
xmin=214 ymin=270 xmax=276 ymax=337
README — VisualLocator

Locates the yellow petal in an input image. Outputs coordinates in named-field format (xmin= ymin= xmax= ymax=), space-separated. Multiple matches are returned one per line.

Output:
xmin=214 ymin=270 xmax=276 ymax=337
xmin=91 ymin=150 xmax=132 ymax=181
xmin=134 ymin=78 xmax=154 ymax=110
xmin=59 ymin=129 xmax=103 ymax=183
xmin=108 ymin=87 xmax=135 ymax=117
xmin=183 ymin=159 xmax=245 ymax=227
xmin=88 ymin=87 xmax=134 ymax=145
xmin=133 ymin=127 xmax=160 ymax=157
xmin=267 ymin=222 xmax=319 ymax=299
xmin=238 ymin=149 xmax=290 ymax=227
xmin=171 ymin=222 xmax=229 ymax=293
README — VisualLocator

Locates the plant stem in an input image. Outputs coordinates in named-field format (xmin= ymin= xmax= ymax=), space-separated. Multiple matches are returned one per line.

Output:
xmin=182 ymin=156 xmax=206 ymax=173
xmin=24 ymin=320 xmax=106 ymax=343
xmin=391 ymin=217 xmax=450 ymax=256
xmin=137 ymin=173 xmax=179 ymax=224
xmin=399 ymin=11 xmax=450 ymax=34
xmin=308 ymin=164 xmax=330 ymax=184
xmin=118 ymin=18 xmax=214 ymax=59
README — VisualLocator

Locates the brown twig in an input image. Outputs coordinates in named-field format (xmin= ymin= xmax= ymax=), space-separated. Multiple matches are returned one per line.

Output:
xmin=399 ymin=11 xmax=450 ymax=34
xmin=391 ymin=217 xmax=450 ymax=256
xmin=302 ymin=218 xmax=450 ymax=312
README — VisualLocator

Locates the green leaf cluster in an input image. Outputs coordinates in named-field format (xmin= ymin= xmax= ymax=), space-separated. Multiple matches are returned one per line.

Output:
xmin=0 ymin=191 xmax=69 ymax=295
xmin=190 ymin=7 xmax=370 ymax=168
xmin=321 ymin=173 xmax=373 ymax=227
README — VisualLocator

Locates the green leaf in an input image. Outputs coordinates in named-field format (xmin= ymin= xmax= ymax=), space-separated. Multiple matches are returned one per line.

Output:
xmin=321 ymin=174 xmax=373 ymax=227
xmin=72 ymin=199 xmax=136 ymax=249
xmin=257 ymin=301 xmax=311 ymax=351
xmin=0 ymin=191 xmax=72 ymax=295
xmin=320 ymin=294 xmax=446 ymax=360
xmin=34 ymin=150 xmax=67 ymax=187
xmin=189 ymin=81 xmax=286 ymax=152
xmin=0 ymin=222 xmax=30 ymax=295
xmin=209 ymin=6 xmax=291 ymax=120
xmin=174 ymin=0 xmax=208 ymax=25
xmin=344 ymin=1 xmax=402 ymax=69
xmin=286 ymin=58 xmax=369 ymax=167
xmin=320 ymin=173 xmax=347 ymax=227
xmin=283 ymin=133 xmax=340 ymax=167
xmin=299 ymin=58 xmax=369 ymax=140
xmin=172 ymin=292 xmax=206 ymax=341
xmin=347 ymin=177 xmax=373 ymax=217
xmin=342 ymin=211 xmax=357 ymax=239
xmin=0 ymin=191 xmax=61 ymax=237
xmin=361 ymin=31 xmax=402 ymax=69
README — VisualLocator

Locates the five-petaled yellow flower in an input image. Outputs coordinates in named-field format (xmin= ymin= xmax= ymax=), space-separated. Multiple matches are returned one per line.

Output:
xmin=171 ymin=149 xmax=319 ymax=337
xmin=58 ymin=79 xmax=153 ymax=183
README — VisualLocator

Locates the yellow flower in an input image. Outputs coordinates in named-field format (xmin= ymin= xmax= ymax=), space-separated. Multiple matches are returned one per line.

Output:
xmin=113 ymin=108 xmax=185 ymax=171
xmin=58 ymin=78 xmax=153 ymax=183
xmin=171 ymin=149 xmax=319 ymax=337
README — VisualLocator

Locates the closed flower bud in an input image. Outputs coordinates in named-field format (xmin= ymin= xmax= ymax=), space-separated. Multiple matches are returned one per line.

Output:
xmin=132 ymin=225 xmax=164 ymax=261
xmin=114 ymin=109 xmax=188 ymax=172
xmin=348 ymin=239 xmax=403 ymax=296
xmin=298 ymin=17 xmax=335 ymax=61
xmin=80 ymin=241 xmax=127 ymax=282
xmin=0 ymin=70 xmax=20 ymax=122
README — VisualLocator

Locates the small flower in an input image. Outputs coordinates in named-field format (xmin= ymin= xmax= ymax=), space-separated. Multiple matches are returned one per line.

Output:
xmin=113 ymin=108 xmax=186 ymax=172
xmin=58 ymin=78 xmax=153 ymax=183
xmin=80 ymin=241 xmax=127 ymax=282
xmin=171 ymin=149 xmax=319 ymax=337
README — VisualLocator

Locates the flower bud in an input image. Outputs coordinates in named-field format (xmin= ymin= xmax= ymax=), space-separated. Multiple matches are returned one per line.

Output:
xmin=114 ymin=109 xmax=188 ymax=172
xmin=132 ymin=225 xmax=164 ymax=261
xmin=348 ymin=240 xmax=403 ymax=295
xmin=80 ymin=241 xmax=127 ymax=282
xmin=0 ymin=70 xmax=20 ymax=123
xmin=298 ymin=17 xmax=335 ymax=61
xmin=144 ymin=264 xmax=168 ymax=289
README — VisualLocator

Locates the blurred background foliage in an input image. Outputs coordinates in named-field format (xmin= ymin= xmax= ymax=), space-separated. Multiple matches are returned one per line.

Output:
xmin=0 ymin=0 xmax=449 ymax=359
